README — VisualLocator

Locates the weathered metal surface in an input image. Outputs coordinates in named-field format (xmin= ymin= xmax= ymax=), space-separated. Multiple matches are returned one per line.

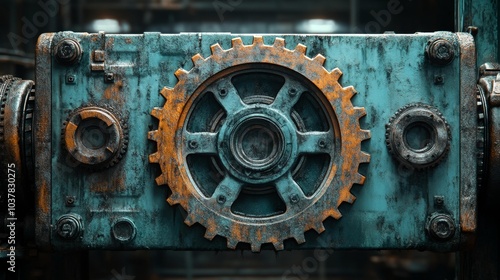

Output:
xmin=34 ymin=32 xmax=54 ymax=248
xmin=457 ymin=0 xmax=499 ymax=68
xmin=456 ymin=33 xmax=477 ymax=239
xmin=149 ymin=36 xmax=370 ymax=251
xmin=37 ymin=31 xmax=469 ymax=251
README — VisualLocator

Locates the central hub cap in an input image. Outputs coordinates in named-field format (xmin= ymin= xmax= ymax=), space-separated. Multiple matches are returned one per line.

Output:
xmin=218 ymin=107 xmax=298 ymax=184
xmin=231 ymin=117 xmax=284 ymax=170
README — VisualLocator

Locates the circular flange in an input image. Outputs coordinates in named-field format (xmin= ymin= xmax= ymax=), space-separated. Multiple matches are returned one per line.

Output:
xmin=63 ymin=106 xmax=127 ymax=169
xmin=386 ymin=103 xmax=451 ymax=169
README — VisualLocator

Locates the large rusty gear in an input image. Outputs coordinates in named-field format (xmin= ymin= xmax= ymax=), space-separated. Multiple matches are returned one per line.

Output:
xmin=149 ymin=36 xmax=370 ymax=251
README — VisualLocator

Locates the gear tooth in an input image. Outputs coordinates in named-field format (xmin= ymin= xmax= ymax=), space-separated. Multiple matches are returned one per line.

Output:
xmin=330 ymin=68 xmax=343 ymax=80
xmin=312 ymin=54 xmax=326 ymax=65
xmin=294 ymin=44 xmax=307 ymax=54
xmin=355 ymin=173 xmax=366 ymax=185
xmin=151 ymin=107 xmax=163 ymax=119
xmin=345 ymin=192 xmax=356 ymax=204
xmin=204 ymin=228 xmax=217 ymax=240
xmin=174 ymin=69 xmax=189 ymax=80
xmin=360 ymin=129 xmax=371 ymax=141
xmin=191 ymin=54 xmax=205 ymax=66
xmin=272 ymin=241 xmax=284 ymax=251
xmin=210 ymin=43 xmax=224 ymax=55
xmin=252 ymin=36 xmax=264 ymax=46
xmin=314 ymin=222 xmax=326 ymax=234
xmin=294 ymin=232 xmax=306 ymax=244
xmin=227 ymin=239 xmax=239 ymax=249
xmin=360 ymin=151 xmax=370 ymax=163
xmin=184 ymin=213 xmax=196 ymax=226
xmin=155 ymin=174 xmax=167 ymax=186
xmin=273 ymin=38 xmax=285 ymax=48
xmin=343 ymin=86 xmax=357 ymax=99
xmin=148 ymin=130 xmax=158 ymax=141
xmin=149 ymin=152 xmax=160 ymax=163
xmin=250 ymin=243 xmax=262 ymax=252
xmin=231 ymin=37 xmax=244 ymax=48
xmin=160 ymin=87 xmax=173 ymax=99
xmin=354 ymin=107 xmax=367 ymax=119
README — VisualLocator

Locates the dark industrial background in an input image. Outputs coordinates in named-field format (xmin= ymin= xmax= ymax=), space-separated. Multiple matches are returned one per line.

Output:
xmin=1 ymin=0 xmax=456 ymax=279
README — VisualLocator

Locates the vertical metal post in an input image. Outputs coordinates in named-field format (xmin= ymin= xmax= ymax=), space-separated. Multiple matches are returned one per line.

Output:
xmin=350 ymin=0 xmax=358 ymax=33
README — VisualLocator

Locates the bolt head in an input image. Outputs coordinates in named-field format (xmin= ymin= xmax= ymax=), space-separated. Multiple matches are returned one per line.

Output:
xmin=427 ymin=39 xmax=455 ymax=65
xmin=56 ymin=214 xmax=83 ymax=239
xmin=290 ymin=194 xmax=299 ymax=204
xmin=217 ymin=195 xmax=226 ymax=204
xmin=55 ymin=39 xmax=82 ymax=65
xmin=427 ymin=213 xmax=455 ymax=241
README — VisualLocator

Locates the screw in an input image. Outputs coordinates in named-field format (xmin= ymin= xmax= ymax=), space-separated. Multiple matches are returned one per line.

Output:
xmin=434 ymin=75 xmax=444 ymax=84
xmin=427 ymin=38 xmax=455 ymax=65
xmin=434 ymin=196 xmax=444 ymax=207
xmin=66 ymin=196 xmax=75 ymax=206
xmin=105 ymin=72 xmax=114 ymax=82
xmin=112 ymin=218 xmax=137 ymax=243
xmin=219 ymin=89 xmax=227 ymax=97
xmin=188 ymin=140 xmax=198 ymax=149
xmin=67 ymin=75 xmax=75 ymax=84
xmin=289 ymin=88 xmax=297 ymax=96
xmin=290 ymin=194 xmax=299 ymax=204
xmin=427 ymin=213 xmax=455 ymax=241
xmin=217 ymin=195 xmax=226 ymax=204
xmin=318 ymin=139 xmax=327 ymax=148
xmin=55 ymin=39 xmax=82 ymax=65
xmin=56 ymin=214 xmax=83 ymax=239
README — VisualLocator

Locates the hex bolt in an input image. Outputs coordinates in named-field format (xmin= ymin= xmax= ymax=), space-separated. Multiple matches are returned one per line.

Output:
xmin=219 ymin=89 xmax=228 ymax=97
xmin=56 ymin=214 xmax=83 ymax=240
xmin=217 ymin=195 xmax=226 ymax=204
xmin=427 ymin=213 xmax=455 ymax=241
xmin=290 ymin=194 xmax=299 ymax=204
xmin=427 ymin=39 xmax=455 ymax=65
xmin=55 ymin=39 xmax=82 ymax=65
xmin=434 ymin=196 xmax=444 ymax=207
xmin=188 ymin=140 xmax=198 ymax=149
xmin=289 ymin=88 xmax=297 ymax=96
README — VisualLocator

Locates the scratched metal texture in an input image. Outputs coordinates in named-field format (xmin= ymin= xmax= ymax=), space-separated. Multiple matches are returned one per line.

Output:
xmin=41 ymin=31 xmax=470 ymax=251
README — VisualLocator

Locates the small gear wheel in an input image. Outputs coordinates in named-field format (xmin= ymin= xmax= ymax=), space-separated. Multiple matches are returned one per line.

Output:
xmin=386 ymin=103 xmax=451 ymax=170
xmin=149 ymin=36 xmax=370 ymax=251
xmin=62 ymin=104 xmax=128 ymax=170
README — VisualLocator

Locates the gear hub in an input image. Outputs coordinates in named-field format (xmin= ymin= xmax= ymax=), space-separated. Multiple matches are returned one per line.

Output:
xmin=149 ymin=36 xmax=370 ymax=251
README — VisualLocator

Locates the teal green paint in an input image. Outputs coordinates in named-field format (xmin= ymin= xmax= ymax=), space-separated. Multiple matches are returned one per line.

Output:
xmin=49 ymin=32 xmax=464 ymax=251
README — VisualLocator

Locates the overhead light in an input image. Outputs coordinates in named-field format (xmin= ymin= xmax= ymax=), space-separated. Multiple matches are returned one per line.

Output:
xmin=91 ymin=19 xmax=122 ymax=33
xmin=296 ymin=19 xmax=339 ymax=33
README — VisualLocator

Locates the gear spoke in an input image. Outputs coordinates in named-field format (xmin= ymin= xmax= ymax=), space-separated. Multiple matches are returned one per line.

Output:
xmin=271 ymin=79 xmax=306 ymax=112
xmin=211 ymin=77 xmax=245 ymax=115
xmin=184 ymin=131 xmax=218 ymax=155
xmin=275 ymin=173 xmax=308 ymax=210
xmin=210 ymin=175 xmax=243 ymax=208
xmin=297 ymin=131 xmax=334 ymax=155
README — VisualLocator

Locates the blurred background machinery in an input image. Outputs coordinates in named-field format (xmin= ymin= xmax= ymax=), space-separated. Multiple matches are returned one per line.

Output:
xmin=0 ymin=0 xmax=498 ymax=279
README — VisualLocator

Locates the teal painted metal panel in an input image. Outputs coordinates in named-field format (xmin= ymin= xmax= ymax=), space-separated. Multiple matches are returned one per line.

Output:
xmin=43 ymin=31 xmax=470 ymax=251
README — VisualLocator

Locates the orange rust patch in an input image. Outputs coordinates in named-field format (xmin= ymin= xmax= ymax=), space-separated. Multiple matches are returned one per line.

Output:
xmin=90 ymin=175 xmax=125 ymax=193
xmin=38 ymin=182 xmax=49 ymax=214
xmin=104 ymin=80 xmax=124 ymax=103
